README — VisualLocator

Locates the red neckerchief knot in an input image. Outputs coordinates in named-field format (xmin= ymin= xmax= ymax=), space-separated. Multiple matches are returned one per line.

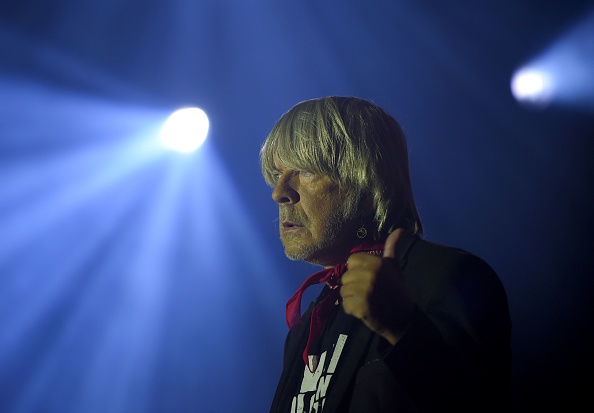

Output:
xmin=285 ymin=243 xmax=384 ymax=372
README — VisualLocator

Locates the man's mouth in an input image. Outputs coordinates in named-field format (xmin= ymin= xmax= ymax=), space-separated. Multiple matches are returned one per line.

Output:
xmin=282 ymin=221 xmax=304 ymax=230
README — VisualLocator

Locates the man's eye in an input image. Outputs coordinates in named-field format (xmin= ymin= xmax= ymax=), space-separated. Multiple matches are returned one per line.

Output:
xmin=271 ymin=172 xmax=282 ymax=182
xmin=300 ymin=172 xmax=315 ymax=180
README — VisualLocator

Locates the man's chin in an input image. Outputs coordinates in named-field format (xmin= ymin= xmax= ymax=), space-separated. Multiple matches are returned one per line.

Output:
xmin=283 ymin=245 xmax=338 ymax=267
xmin=283 ymin=244 xmax=316 ymax=263
xmin=283 ymin=246 xmax=308 ymax=262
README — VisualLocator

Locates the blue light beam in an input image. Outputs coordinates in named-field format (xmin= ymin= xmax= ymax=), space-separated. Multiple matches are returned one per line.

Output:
xmin=0 ymin=76 xmax=287 ymax=413
xmin=511 ymin=6 xmax=594 ymax=110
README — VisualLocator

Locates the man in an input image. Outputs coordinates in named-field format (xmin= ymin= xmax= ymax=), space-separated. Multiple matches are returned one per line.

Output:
xmin=261 ymin=96 xmax=511 ymax=413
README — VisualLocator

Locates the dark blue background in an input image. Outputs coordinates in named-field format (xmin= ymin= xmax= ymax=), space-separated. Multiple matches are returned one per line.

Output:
xmin=1 ymin=1 xmax=593 ymax=412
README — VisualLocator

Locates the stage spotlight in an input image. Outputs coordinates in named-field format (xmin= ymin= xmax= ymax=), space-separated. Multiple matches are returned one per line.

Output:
xmin=511 ymin=68 xmax=554 ymax=106
xmin=511 ymin=7 xmax=594 ymax=110
xmin=160 ymin=107 xmax=209 ymax=153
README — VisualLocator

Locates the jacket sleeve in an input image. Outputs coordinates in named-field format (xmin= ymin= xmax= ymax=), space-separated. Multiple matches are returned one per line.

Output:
xmin=379 ymin=243 xmax=512 ymax=412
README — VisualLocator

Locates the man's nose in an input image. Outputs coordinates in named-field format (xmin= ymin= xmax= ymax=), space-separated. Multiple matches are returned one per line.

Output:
xmin=272 ymin=173 xmax=299 ymax=204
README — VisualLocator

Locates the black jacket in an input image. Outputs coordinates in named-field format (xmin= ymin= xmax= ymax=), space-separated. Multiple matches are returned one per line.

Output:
xmin=270 ymin=235 xmax=512 ymax=413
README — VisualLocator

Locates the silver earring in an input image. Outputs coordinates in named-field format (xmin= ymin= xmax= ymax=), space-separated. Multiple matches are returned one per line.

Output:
xmin=357 ymin=224 xmax=367 ymax=239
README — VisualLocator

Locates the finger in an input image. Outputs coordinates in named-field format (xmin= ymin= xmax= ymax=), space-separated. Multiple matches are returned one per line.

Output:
xmin=346 ymin=253 xmax=382 ymax=274
xmin=383 ymin=228 xmax=404 ymax=259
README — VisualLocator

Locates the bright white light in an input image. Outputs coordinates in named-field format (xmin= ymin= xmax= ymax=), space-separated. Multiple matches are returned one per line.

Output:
xmin=510 ymin=7 xmax=594 ymax=110
xmin=160 ymin=108 xmax=209 ymax=153
xmin=511 ymin=68 xmax=554 ymax=105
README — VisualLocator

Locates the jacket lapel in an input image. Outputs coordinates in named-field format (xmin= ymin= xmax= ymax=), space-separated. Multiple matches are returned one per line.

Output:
xmin=269 ymin=302 xmax=314 ymax=412
xmin=322 ymin=317 xmax=374 ymax=413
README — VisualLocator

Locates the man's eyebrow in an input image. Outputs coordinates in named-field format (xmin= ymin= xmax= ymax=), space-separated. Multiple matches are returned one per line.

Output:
xmin=271 ymin=162 xmax=286 ymax=172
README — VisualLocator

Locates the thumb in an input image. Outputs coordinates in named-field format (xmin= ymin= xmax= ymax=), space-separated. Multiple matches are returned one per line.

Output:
xmin=383 ymin=228 xmax=405 ymax=259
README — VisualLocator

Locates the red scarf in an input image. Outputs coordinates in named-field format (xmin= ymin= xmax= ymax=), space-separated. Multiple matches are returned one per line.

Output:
xmin=285 ymin=244 xmax=384 ymax=372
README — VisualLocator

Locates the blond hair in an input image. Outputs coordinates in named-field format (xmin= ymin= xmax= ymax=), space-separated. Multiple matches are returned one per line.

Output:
xmin=260 ymin=96 xmax=422 ymax=238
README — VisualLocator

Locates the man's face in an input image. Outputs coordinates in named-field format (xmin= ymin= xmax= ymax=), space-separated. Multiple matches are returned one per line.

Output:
xmin=271 ymin=159 xmax=360 ymax=267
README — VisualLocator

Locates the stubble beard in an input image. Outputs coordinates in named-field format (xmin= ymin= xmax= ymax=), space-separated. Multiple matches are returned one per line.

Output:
xmin=281 ymin=207 xmax=355 ymax=267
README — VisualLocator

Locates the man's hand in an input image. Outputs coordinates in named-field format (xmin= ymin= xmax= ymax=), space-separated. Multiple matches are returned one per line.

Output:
xmin=340 ymin=229 xmax=415 ymax=345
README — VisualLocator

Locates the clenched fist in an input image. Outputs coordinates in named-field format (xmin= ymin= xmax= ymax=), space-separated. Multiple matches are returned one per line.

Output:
xmin=340 ymin=228 xmax=416 ymax=345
